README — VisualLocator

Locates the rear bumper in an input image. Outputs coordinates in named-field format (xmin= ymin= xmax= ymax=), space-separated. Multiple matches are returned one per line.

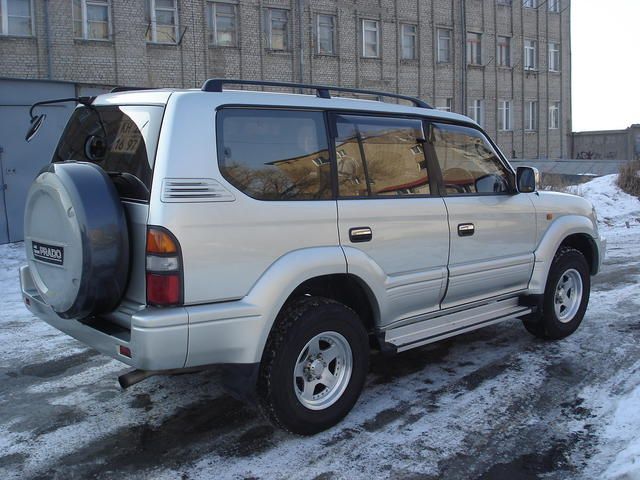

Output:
xmin=20 ymin=265 xmax=189 ymax=371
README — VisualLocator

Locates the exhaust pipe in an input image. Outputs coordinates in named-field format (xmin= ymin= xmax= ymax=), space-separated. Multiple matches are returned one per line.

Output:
xmin=118 ymin=366 xmax=210 ymax=389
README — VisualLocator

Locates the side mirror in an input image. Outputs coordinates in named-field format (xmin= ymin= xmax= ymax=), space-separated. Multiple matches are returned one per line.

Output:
xmin=25 ymin=114 xmax=46 ymax=142
xmin=516 ymin=166 xmax=540 ymax=193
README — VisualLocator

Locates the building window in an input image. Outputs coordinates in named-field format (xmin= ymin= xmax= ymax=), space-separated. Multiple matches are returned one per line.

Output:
xmin=73 ymin=0 xmax=110 ymax=40
xmin=466 ymin=32 xmax=482 ymax=65
xmin=523 ymin=0 xmax=537 ymax=8
xmin=468 ymin=99 xmax=484 ymax=126
xmin=549 ymin=102 xmax=560 ymax=129
xmin=549 ymin=42 xmax=560 ymax=71
xmin=317 ymin=14 xmax=335 ymax=55
xmin=437 ymin=98 xmax=453 ymax=112
xmin=525 ymin=101 xmax=538 ymax=131
xmin=146 ymin=0 xmax=178 ymax=44
xmin=207 ymin=2 xmax=237 ymax=47
xmin=1 ymin=0 xmax=33 ymax=36
xmin=497 ymin=36 xmax=511 ymax=67
xmin=437 ymin=28 xmax=451 ymax=63
xmin=548 ymin=0 xmax=560 ymax=12
xmin=524 ymin=39 xmax=537 ymax=70
xmin=498 ymin=100 xmax=512 ymax=131
xmin=362 ymin=19 xmax=379 ymax=57
xmin=266 ymin=8 xmax=289 ymax=50
xmin=401 ymin=24 xmax=417 ymax=60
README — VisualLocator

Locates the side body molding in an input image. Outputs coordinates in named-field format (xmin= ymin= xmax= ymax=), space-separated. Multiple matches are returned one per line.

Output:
xmin=528 ymin=214 xmax=599 ymax=294
xmin=185 ymin=246 xmax=349 ymax=366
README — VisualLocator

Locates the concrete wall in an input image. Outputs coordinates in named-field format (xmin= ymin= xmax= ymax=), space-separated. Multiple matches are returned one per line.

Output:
xmin=572 ymin=125 xmax=640 ymax=161
xmin=0 ymin=0 xmax=572 ymax=159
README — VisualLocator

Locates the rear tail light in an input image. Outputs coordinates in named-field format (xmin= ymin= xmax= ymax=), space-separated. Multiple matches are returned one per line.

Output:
xmin=146 ymin=227 xmax=183 ymax=307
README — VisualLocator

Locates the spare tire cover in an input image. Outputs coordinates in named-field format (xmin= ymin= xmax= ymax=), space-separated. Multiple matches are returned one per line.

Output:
xmin=24 ymin=161 xmax=130 ymax=319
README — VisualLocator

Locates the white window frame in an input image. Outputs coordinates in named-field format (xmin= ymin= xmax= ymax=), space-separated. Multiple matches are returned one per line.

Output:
xmin=523 ymin=0 xmax=537 ymax=8
xmin=437 ymin=28 xmax=452 ymax=63
xmin=437 ymin=98 xmax=453 ymax=112
xmin=524 ymin=39 xmax=537 ymax=70
xmin=497 ymin=35 xmax=511 ymax=67
xmin=525 ymin=100 xmax=538 ymax=131
xmin=362 ymin=19 xmax=379 ymax=58
xmin=266 ymin=8 xmax=289 ymax=50
xmin=548 ymin=42 xmax=560 ymax=72
xmin=207 ymin=2 xmax=237 ymax=47
xmin=549 ymin=102 xmax=560 ymax=130
xmin=401 ymin=23 xmax=417 ymax=60
xmin=466 ymin=32 xmax=482 ymax=65
xmin=468 ymin=99 xmax=484 ymax=126
xmin=316 ymin=13 xmax=336 ymax=55
xmin=147 ymin=0 xmax=178 ymax=44
xmin=548 ymin=0 xmax=560 ymax=12
xmin=498 ymin=100 xmax=512 ymax=131
xmin=1 ymin=0 xmax=34 ymax=36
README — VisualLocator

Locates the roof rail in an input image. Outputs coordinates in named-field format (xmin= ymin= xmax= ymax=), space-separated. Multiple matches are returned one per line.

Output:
xmin=109 ymin=86 xmax=152 ymax=93
xmin=200 ymin=78 xmax=433 ymax=109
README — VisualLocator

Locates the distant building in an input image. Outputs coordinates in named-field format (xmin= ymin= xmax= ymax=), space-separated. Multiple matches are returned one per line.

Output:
xmin=572 ymin=125 xmax=640 ymax=161
xmin=1 ymin=0 xmax=572 ymax=159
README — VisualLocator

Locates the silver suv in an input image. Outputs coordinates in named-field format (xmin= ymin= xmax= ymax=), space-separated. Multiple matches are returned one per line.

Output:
xmin=20 ymin=79 xmax=605 ymax=434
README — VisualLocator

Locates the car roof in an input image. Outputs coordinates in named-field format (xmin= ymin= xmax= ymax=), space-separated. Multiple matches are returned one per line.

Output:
xmin=93 ymin=88 xmax=477 ymax=126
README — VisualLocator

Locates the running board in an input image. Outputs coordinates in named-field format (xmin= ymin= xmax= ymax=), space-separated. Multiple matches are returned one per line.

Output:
xmin=383 ymin=297 xmax=531 ymax=353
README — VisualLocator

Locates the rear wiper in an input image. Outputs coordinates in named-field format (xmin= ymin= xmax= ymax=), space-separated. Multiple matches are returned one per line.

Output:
xmin=26 ymin=96 xmax=98 ymax=142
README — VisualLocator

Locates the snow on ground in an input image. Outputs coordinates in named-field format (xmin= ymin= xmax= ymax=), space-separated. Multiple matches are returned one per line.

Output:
xmin=0 ymin=174 xmax=638 ymax=480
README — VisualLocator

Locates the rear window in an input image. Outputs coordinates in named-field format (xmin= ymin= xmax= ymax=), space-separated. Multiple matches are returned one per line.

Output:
xmin=217 ymin=108 xmax=332 ymax=200
xmin=54 ymin=105 xmax=164 ymax=202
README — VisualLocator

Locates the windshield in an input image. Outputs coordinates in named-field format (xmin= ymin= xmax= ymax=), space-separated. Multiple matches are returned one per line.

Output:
xmin=54 ymin=105 xmax=164 ymax=202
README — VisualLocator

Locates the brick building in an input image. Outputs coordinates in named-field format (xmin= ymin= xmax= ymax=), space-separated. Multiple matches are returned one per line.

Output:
xmin=0 ymin=0 xmax=572 ymax=158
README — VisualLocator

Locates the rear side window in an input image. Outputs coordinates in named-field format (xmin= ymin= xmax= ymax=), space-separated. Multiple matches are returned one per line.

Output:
xmin=333 ymin=114 xmax=430 ymax=197
xmin=54 ymin=105 xmax=164 ymax=201
xmin=428 ymin=122 xmax=512 ymax=195
xmin=217 ymin=108 xmax=332 ymax=200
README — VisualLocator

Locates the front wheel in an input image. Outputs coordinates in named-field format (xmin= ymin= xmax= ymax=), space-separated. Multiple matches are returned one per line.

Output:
xmin=523 ymin=247 xmax=590 ymax=340
xmin=257 ymin=297 xmax=369 ymax=435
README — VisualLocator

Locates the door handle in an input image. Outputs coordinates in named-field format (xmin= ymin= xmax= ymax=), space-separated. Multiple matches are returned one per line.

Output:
xmin=457 ymin=223 xmax=475 ymax=237
xmin=349 ymin=227 xmax=372 ymax=243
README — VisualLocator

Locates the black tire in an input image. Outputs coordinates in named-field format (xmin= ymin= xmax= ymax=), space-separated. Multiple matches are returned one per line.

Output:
xmin=523 ymin=247 xmax=590 ymax=340
xmin=24 ymin=161 xmax=129 ymax=319
xmin=257 ymin=296 xmax=370 ymax=435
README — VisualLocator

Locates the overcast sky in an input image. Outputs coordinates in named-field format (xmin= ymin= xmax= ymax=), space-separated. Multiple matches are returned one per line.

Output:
xmin=571 ymin=0 xmax=640 ymax=132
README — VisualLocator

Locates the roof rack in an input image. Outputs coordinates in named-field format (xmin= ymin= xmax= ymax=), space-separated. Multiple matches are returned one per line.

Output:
xmin=109 ymin=86 xmax=152 ymax=93
xmin=200 ymin=78 xmax=432 ymax=109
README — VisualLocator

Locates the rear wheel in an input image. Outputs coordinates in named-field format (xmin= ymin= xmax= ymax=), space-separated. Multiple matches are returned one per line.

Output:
xmin=257 ymin=296 xmax=369 ymax=435
xmin=523 ymin=247 xmax=590 ymax=340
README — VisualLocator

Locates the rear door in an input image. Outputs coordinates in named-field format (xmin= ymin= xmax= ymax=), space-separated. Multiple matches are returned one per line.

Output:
xmin=426 ymin=121 xmax=536 ymax=308
xmin=331 ymin=113 xmax=449 ymax=327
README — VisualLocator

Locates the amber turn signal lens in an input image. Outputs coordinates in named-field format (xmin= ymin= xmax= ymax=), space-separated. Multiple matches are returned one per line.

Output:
xmin=147 ymin=228 xmax=178 ymax=254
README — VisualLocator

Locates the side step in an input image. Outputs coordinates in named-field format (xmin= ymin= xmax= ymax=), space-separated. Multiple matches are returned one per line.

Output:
xmin=383 ymin=297 xmax=531 ymax=353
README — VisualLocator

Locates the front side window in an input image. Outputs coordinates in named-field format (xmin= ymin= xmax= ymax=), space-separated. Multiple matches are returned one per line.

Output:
xmin=207 ymin=2 xmax=237 ymax=46
xmin=73 ymin=0 xmax=110 ymax=40
xmin=334 ymin=115 xmax=430 ymax=197
xmin=524 ymin=39 xmax=537 ymax=70
xmin=437 ymin=28 xmax=451 ymax=63
xmin=525 ymin=100 xmax=538 ymax=131
xmin=549 ymin=42 xmax=560 ymax=71
xmin=267 ymin=8 xmax=288 ymax=50
xmin=549 ymin=102 xmax=561 ymax=129
xmin=146 ymin=0 xmax=178 ymax=44
xmin=54 ymin=105 xmax=164 ymax=201
xmin=429 ymin=123 xmax=512 ymax=195
xmin=468 ymin=99 xmax=484 ymax=126
xmin=466 ymin=32 xmax=482 ymax=65
xmin=317 ymin=14 xmax=335 ymax=54
xmin=401 ymin=24 xmax=417 ymax=60
xmin=1 ymin=0 xmax=33 ymax=36
xmin=217 ymin=109 xmax=331 ymax=200
xmin=548 ymin=0 xmax=560 ymax=12
xmin=498 ymin=100 xmax=512 ymax=131
xmin=497 ymin=36 xmax=511 ymax=67
xmin=362 ymin=19 xmax=379 ymax=58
